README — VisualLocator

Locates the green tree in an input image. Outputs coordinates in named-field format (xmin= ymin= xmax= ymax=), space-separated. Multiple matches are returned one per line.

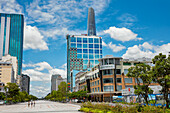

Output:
xmin=0 ymin=92 xmax=5 ymax=100
xmin=152 ymin=53 xmax=170 ymax=108
xmin=58 ymin=82 xmax=68 ymax=101
xmin=5 ymin=83 xmax=20 ymax=99
xmin=127 ymin=63 xmax=153 ymax=104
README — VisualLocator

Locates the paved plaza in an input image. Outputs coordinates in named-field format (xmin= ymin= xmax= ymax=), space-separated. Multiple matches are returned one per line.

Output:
xmin=0 ymin=100 xmax=82 ymax=113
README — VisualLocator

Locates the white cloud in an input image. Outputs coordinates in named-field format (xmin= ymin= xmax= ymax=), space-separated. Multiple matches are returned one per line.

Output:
xmin=140 ymin=42 xmax=153 ymax=50
xmin=117 ymin=13 xmax=137 ymax=22
xmin=59 ymin=63 xmax=67 ymax=69
xmin=23 ymin=62 xmax=67 ymax=81
xmin=24 ymin=24 xmax=49 ymax=50
xmin=108 ymin=42 xmax=126 ymax=52
xmin=23 ymin=62 xmax=67 ymax=97
xmin=30 ymin=85 xmax=50 ymax=98
xmin=102 ymin=41 xmax=107 ymax=47
xmin=0 ymin=0 xmax=22 ymax=14
xmin=104 ymin=26 xmax=142 ymax=42
xmin=122 ymin=42 xmax=170 ymax=59
xmin=26 ymin=0 xmax=109 ymax=26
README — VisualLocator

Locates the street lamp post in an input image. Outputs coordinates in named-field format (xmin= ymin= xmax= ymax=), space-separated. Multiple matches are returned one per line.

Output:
xmin=5 ymin=88 xmax=8 ymax=105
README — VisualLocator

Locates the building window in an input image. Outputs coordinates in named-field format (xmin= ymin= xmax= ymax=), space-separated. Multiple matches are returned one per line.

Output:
xmin=125 ymin=78 xmax=132 ymax=83
xmin=103 ymin=78 xmax=113 ymax=83
xmin=95 ymin=88 xmax=97 ymax=92
xmin=117 ymin=85 xmax=122 ymax=91
xmin=77 ymin=44 xmax=82 ymax=48
xmin=83 ymin=38 xmax=87 ymax=43
xmin=103 ymin=86 xmax=114 ymax=92
xmin=123 ymin=62 xmax=131 ymax=65
xmin=94 ymin=38 xmax=99 ymax=43
xmin=77 ymin=54 xmax=82 ymax=58
xmin=104 ymin=59 xmax=108 ymax=65
xmin=77 ymin=49 xmax=82 ymax=53
xmin=103 ymin=69 xmax=113 ymax=75
xmin=95 ymin=50 xmax=99 ymax=54
xmin=71 ymin=43 xmax=76 ymax=48
xmin=95 ymin=55 xmax=99 ymax=59
xmin=116 ymin=69 xmax=121 ymax=75
xmin=83 ymin=44 xmax=88 ymax=48
xmin=98 ymin=87 xmax=100 ymax=92
xmin=89 ymin=44 xmax=93 ymax=48
xmin=83 ymin=49 xmax=88 ymax=53
xmin=92 ymin=82 xmax=94 ymax=86
xmin=89 ymin=49 xmax=93 ymax=53
xmin=116 ymin=78 xmax=122 ymax=83
xmin=89 ymin=38 xmax=93 ymax=43
xmin=71 ymin=37 xmax=76 ymax=42
xmin=97 ymin=80 xmax=99 ymax=85
xmin=89 ymin=54 xmax=94 ymax=59
xmin=83 ymin=54 xmax=88 ymax=59
xmin=77 ymin=38 xmax=82 ymax=43
xmin=135 ymin=78 xmax=143 ymax=83
xmin=93 ymin=88 xmax=94 ymax=92
xmin=95 ymin=81 xmax=96 ymax=86
xmin=124 ymin=69 xmax=128 ymax=75
xmin=94 ymin=44 xmax=99 ymax=48
xmin=125 ymin=85 xmax=133 ymax=89
xmin=115 ymin=59 xmax=120 ymax=65
xmin=109 ymin=59 xmax=114 ymax=64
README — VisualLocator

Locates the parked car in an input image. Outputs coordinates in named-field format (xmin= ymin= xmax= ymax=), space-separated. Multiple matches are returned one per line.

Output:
xmin=0 ymin=101 xmax=4 ymax=105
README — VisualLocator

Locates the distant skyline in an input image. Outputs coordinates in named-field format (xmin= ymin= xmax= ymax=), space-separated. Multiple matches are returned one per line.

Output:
xmin=0 ymin=0 xmax=169 ymax=97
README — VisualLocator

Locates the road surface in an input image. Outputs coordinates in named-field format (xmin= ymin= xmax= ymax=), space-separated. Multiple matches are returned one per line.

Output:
xmin=0 ymin=100 xmax=82 ymax=113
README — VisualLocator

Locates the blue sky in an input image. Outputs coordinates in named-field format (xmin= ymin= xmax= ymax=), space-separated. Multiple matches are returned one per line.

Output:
xmin=0 ymin=0 xmax=170 ymax=97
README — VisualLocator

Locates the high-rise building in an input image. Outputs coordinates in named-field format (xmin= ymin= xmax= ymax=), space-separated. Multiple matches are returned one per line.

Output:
xmin=66 ymin=7 xmax=102 ymax=91
xmin=87 ymin=7 xmax=96 ymax=36
xmin=0 ymin=13 xmax=24 ymax=76
xmin=21 ymin=74 xmax=30 ymax=94
xmin=51 ymin=74 xmax=67 ymax=92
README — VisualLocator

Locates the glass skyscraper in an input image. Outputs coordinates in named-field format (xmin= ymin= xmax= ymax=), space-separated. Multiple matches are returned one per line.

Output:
xmin=0 ymin=13 xmax=24 ymax=76
xmin=66 ymin=8 xmax=102 ymax=90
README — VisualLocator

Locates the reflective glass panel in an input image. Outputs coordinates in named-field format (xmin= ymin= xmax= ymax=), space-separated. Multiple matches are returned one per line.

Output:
xmin=89 ymin=44 xmax=93 ymax=48
xmin=83 ymin=38 xmax=87 ymax=43
xmin=89 ymin=38 xmax=93 ymax=43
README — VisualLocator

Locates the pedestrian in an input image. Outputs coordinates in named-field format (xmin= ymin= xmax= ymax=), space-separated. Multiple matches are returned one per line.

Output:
xmin=28 ymin=101 xmax=30 ymax=107
xmin=34 ymin=101 xmax=35 ymax=107
xmin=31 ymin=100 xmax=33 ymax=107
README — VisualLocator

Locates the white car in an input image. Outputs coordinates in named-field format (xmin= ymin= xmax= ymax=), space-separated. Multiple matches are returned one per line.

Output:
xmin=0 ymin=101 xmax=4 ymax=105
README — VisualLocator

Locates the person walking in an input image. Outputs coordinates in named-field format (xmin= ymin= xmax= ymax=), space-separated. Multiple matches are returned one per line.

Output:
xmin=28 ymin=101 xmax=30 ymax=107
xmin=31 ymin=100 xmax=33 ymax=108
xmin=34 ymin=101 xmax=35 ymax=107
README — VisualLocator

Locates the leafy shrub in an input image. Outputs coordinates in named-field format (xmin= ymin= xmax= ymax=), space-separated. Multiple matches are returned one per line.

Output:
xmin=80 ymin=102 xmax=169 ymax=113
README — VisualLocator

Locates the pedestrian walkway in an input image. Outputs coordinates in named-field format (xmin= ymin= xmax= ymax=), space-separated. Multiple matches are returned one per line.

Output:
xmin=0 ymin=100 xmax=82 ymax=113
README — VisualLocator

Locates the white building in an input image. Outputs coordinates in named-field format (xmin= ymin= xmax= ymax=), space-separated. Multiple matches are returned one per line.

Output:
xmin=51 ymin=74 xmax=67 ymax=92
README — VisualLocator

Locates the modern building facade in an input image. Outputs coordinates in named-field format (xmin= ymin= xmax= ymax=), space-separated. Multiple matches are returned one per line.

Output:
xmin=0 ymin=61 xmax=14 ymax=85
xmin=20 ymin=74 xmax=30 ymax=94
xmin=78 ymin=55 xmax=159 ymax=102
xmin=0 ymin=13 xmax=24 ymax=76
xmin=66 ymin=7 xmax=102 ymax=91
xmin=51 ymin=74 xmax=67 ymax=92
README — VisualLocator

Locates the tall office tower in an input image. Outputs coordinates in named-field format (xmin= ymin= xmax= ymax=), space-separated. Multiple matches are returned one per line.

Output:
xmin=51 ymin=74 xmax=67 ymax=92
xmin=0 ymin=13 xmax=24 ymax=76
xmin=87 ymin=7 xmax=96 ymax=36
xmin=21 ymin=74 xmax=30 ymax=94
xmin=67 ymin=8 xmax=102 ymax=91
